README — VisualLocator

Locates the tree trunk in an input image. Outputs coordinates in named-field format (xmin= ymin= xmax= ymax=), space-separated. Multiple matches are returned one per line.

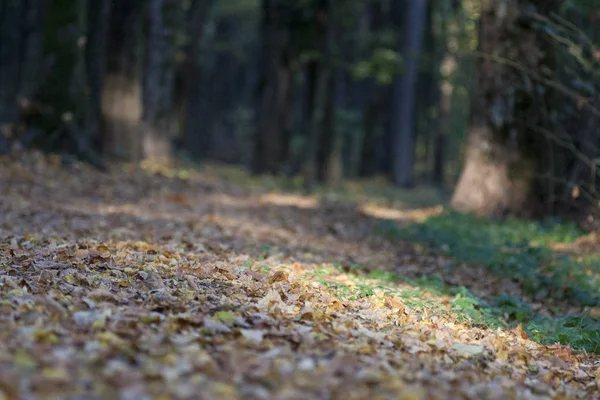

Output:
xmin=416 ymin=0 xmax=438 ymax=182
xmin=433 ymin=6 xmax=459 ymax=186
xmin=253 ymin=0 xmax=294 ymax=175
xmin=0 ymin=0 xmax=25 ymax=127
xmin=357 ymin=0 xmax=387 ymax=177
xmin=181 ymin=0 xmax=214 ymax=161
xmin=360 ymin=82 xmax=384 ymax=176
xmin=317 ymin=63 xmax=337 ymax=183
xmin=451 ymin=0 xmax=557 ymax=216
xmin=0 ymin=0 xmax=46 ymax=153
xmin=102 ymin=0 xmax=145 ymax=161
xmin=390 ymin=0 xmax=427 ymax=187
xmin=433 ymin=55 xmax=454 ymax=186
xmin=142 ymin=0 xmax=176 ymax=162
xmin=326 ymin=69 xmax=345 ymax=185
xmin=302 ymin=0 xmax=335 ymax=191
xmin=83 ymin=0 xmax=110 ymax=165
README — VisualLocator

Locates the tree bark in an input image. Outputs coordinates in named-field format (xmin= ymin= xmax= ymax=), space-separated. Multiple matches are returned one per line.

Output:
xmin=451 ymin=0 xmax=557 ymax=216
xmin=416 ymin=0 xmax=437 ymax=181
xmin=433 ymin=6 xmax=459 ymax=186
xmin=142 ymin=0 xmax=178 ymax=162
xmin=181 ymin=0 xmax=214 ymax=161
xmin=317 ymin=71 xmax=337 ymax=183
xmin=360 ymin=83 xmax=385 ymax=176
xmin=102 ymin=0 xmax=145 ymax=161
xmin=0 ymin=0 xmax=25 ymax=127
xmin=83 ymin=0 xmax=110 ymax=164
xmin=357 ymin=0 xmax=387 ymax=177
xmin=390 ymin=0 xmax=427 ymax=188
xmin=302 ymin=0 xmax=335 ymax=191
xmin=0 ymin=0 xmax=46 ymax=153
xmin=253 ymin=0 xmax=294 ymax=175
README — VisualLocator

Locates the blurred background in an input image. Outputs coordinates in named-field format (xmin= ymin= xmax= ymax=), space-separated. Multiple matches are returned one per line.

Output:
xmin=1 ymin=0 xmax=599 ymax=221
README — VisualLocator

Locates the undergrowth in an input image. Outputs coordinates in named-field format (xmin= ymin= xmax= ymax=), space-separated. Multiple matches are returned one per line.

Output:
xmin=372 ymin=211 xmax=600 ymax=354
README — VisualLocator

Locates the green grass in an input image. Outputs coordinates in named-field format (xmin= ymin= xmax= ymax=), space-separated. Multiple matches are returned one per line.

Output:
xmin=375 ymin=211 xmax=599 ymax=305
xmin=371 ymin=211 xmax=600 ymax=354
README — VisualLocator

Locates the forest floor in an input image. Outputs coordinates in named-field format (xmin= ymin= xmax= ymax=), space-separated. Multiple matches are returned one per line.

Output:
xmin=1 ymin=152 xmax=600 ymax=400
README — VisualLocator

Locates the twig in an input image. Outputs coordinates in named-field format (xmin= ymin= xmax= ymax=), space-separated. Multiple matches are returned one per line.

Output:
xmin=463 ymin=51 xmax=600 ymax=118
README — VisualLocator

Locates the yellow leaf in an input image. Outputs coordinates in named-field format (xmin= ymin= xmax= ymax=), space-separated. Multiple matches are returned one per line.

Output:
xmin=14 ymin=350 xmax=36 ymax=368
xmin=33 ymin=329 xmax=58 ymax=345
xmin=41 ymin=367 xmax=69 ymax=382
xmin=268 ymin=270 xmax=288 ymax=284
xmin=73 ymin=249 xmax=88 ymax=259
xmin=213 ymin=311 xmax=236 ymax=327
xmin=398 ymin=386 xmax=426 ymax=400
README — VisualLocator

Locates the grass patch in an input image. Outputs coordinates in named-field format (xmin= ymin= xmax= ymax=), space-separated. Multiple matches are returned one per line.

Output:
xmin=375 ymin=211 xmax=599 ymax=305
xmin=372 ymin=211 xmax=600 ymax=353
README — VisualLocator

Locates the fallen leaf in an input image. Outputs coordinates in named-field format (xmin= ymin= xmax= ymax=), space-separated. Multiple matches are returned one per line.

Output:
xmin=240 ymin=329 xmax=265 ymax=343
xmin=452 ymin=343 xmax=485 ymax=358
xmin=203 ymin=317 xmax=232 ymax=334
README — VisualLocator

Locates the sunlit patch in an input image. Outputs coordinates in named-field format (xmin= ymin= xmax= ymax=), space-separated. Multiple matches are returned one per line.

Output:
xmin=206 ymin=193 xmax=258 ymax=207
xmin=360 ymin=204 xmax=443 ymax=223
xmin=1 ymin=153 xmax=599 ymax=398
xmin=258 ymin=193 xmax=318 ymax=209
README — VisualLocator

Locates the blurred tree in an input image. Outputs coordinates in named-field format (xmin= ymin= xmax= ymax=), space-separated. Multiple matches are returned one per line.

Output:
xmin=142 ymin=0 xmax=181 ymax=162
xmin=358 ymin=0 xmax=391 ymax=177
xmin=33 ymin=0 xmax=108 ymax=167
xmin=253 ymin=0 xmax=295 ymax=174
xmin=0 ymin=0 xmax=46 ymax=153
xmin=433 ymin=0 xmax=461 ymax=186
xmin=84 ymin=0 xmax=111 ymax=165
xmin=302 ymin=0 xmax=335 ymax=191
xmin=451 ymin=0 xmax=558 ymax=216
xmin=181 ymin=0 xmax=215 ymax=161
xmin=102 ymin=0 xmax=145 ymax=161
xmin=390 ymin=0 xmax=427 ymax=188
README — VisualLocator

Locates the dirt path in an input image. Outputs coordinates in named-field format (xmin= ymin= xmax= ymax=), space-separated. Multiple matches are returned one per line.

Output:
xmin=1 ymin=154 xmax=599 ymax=400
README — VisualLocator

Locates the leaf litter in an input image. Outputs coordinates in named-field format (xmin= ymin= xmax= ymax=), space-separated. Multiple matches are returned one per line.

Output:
xmin=0 ymin=152 xmax=599 ymax=400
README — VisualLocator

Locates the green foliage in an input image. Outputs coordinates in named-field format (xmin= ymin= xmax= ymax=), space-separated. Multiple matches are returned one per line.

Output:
xmin=40 ymin=0 xmax=85 ymax=126
xmin=377 ymin=211 xmax=597 ymax=304
xmin=371 ymin=211 xmax=600 ymax=353
xmin=214 ymin=0 xmax=260 ymax=16
xmin=351 ymin=48 xmax=402 ymax=84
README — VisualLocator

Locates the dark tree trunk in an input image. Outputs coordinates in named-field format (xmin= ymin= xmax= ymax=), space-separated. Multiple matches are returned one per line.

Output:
xmin=83 ymin=0 xmax=111 ymax=164
xmin=357 ymin=0 xmax=387 ymax=177
xmin=0 ymin=1 xmax=25 ymax=127
xmin=142 ymin=0 xmax=177 ymax=162
xmin=253 ymin=0 xmax=294 ymax=175
xmin=433 ymin=64 xmax=452 ymax=186
xmin=360 ymin=83 xmax=384 ymax=176
xmin=302 ymin=0 xmax=335 ymax=191
xmin=0 ymin=0 xmax=46 ymax=153
xmin=451 ymin=0 xmax=557 ymax=216
xmin=206 ymin=17 xmax=241 ymax=162
xmin=102 ymin=0 xmax=145 ymax=161
xmin=390 ymin=0 xmax=427 ymax=188
xmin=317 ymin=63 xmax=337 ymax=183
xmin=181 ymin=0 xmax=214 ymax=161
xmin=305 ymin=35 xmax=344 ymax=184
xmin=433 ymin=1 xmax=461 ymax=186
xmin=416 ymin=0 xmax=439 ymax=181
